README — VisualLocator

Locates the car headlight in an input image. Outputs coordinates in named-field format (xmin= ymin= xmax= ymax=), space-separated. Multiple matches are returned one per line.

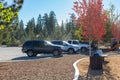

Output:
xmin=74 ymin=47 xmax=79 ymax=51
xmin=60 ymin=46 xmax=65 ymax=50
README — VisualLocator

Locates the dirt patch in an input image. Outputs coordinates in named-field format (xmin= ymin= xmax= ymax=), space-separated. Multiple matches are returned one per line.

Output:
xmin=0 ymin=54 xmax=86 ymax=80
xmin=77 ymin=54 xmax=120 ymax=80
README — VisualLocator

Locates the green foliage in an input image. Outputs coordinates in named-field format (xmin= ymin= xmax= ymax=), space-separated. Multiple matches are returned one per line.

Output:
xmin=104 ymin=22 xmax=113 ymax=42
xmin=0 ymin=0 xmax=24 ymax=29
xmin=0 ymin=3 xmax=3 ymax=8
xmin=75 ymin=27 xmax=83 ymax=40
xmin=104 ymin=3 xmax=120 ymax=42
xmin=0 ymin=11 xmax=77 ymax=46
xmin=22 ymin=11 xmax=76 ymax=41
xmin=0 ymin=0 xmax=24 ymax=46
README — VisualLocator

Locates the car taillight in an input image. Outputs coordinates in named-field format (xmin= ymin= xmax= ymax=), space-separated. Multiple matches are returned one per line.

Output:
xmin=21 ymin=45 xmax=24 ymax=49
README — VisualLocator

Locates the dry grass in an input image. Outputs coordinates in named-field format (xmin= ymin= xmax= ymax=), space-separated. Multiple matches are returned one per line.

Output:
xmin=77 ymin=54 xmax=120 ymax=80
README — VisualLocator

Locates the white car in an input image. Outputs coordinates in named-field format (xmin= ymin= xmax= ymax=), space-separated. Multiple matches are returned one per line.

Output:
xmin=68 ymin=40 xmax=89 ymax=53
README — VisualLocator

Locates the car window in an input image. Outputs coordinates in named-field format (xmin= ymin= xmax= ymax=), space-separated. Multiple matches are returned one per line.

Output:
xmin=73 ymin=41 xmax=79 ymax=44
xmin=51 ymin=41 xmax=57 ymax=44
xmin=51 ymin=41 xmax=63 ymax=45
xmin=24 ymin=41 xmax=32 ymax=46
xmin=33 ymin=41 xmax=40 ymax=47
xmin=68 ymin=41 xmax=71 ymax=44
xmin=58 ymin=42 xmax=63 ymax=45
xmin=63 ymin=42 xmax=68 ymax=46
xmin=33 ymin=41 xmax=44 ymax=47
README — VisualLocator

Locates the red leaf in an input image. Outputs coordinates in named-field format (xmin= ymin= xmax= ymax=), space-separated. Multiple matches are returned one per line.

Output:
xmin=72 ymin=0 xmax=108 ymax=42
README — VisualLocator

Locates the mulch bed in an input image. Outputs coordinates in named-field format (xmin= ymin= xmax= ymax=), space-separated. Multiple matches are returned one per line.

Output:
xmin=77 ymin=53 xmax=120 ymax=80
xmin=0 ymin=54 xmax=86 ymax=80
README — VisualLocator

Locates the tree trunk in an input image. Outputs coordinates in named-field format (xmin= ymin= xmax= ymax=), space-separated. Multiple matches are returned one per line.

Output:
xmin=89 ymin=40 xmax=92 ymax=56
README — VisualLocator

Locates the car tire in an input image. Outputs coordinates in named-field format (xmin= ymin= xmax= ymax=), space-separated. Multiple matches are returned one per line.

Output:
xmin=33 ymin=53 xmax=37 ymax=57
xmin=53 ymin=50 xmax=61 ymax=56
xmin=27 ymin=50 xmax=34 ymax=57
xmin=81 ymin=47 xmax=88 ymax=53
xmin=68 ymin=48 xmax=74 ymax=54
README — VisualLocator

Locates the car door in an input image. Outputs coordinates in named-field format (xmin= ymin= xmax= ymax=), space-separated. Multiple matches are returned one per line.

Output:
xmin=33 ymin=41 xmax=44 ymax=53
xmin=63 ymin=41 xmax=70 ymax=51
xmin=42 ymin=41 xmax=53 ymax=53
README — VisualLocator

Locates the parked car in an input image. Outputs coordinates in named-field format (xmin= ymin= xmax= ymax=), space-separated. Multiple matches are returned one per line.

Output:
xmin=51 ymin=40 xmax=80 ymax=54
xmin=1 ymin=41 xmax=7 ymax=47
xmin=68 ymin=40 xmax=89 ymax=53
xmin=22 ymin=40 xmax=63 ymax=57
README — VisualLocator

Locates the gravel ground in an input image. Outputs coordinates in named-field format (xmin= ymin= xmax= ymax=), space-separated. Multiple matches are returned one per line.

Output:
xmin=77 ymin=52 xmax=120 ymax=80
xmin=0 ymin=54 xmax=86 ymax=80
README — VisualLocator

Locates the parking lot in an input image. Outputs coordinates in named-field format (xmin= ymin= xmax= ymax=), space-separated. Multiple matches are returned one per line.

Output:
xmin=0 ymin=47 xmax=54 ymax=62
xmin=0 ymin=47 xmax=86 ymax=80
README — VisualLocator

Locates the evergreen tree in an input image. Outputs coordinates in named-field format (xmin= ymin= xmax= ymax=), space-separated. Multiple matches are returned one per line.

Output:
xmin=60 ymin=20 xmax=65 ymax=34
xmin=16 ymin=20 xmax=26 ymax=43
xmin=48 ymin=11 xmax=57 ymax=35
xmin=35 ymin=14 xmax=43 ymax=39
xmin=25 ymin=18 xmax=35 ymax=40
xmin=42 ymin=13 xmax=49 ymax=38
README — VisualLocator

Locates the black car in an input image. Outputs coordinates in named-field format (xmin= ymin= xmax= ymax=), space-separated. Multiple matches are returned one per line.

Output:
xmin=22 ymin=40 xmax=62 ymax=57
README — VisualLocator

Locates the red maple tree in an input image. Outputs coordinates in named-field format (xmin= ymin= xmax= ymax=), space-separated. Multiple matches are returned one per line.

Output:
xmin=73 ymin=0 xmax=108 ymax=42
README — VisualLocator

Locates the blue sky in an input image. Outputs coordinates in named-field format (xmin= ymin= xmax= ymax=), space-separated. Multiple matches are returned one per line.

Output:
xmin=18 ymin=0 xmax=120 ymax=25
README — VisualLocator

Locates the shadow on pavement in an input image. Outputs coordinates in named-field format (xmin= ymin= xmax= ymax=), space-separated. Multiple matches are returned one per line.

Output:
xmin=11 ymin=54 xmax=55 ymax=61
xmin=11 ymin=53 xmax=79 ymax=61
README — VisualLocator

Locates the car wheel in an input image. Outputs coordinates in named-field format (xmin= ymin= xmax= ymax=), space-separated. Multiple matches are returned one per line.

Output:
xmin=27 ymin=50 xmax=34 ymax=57
xmin=53 ymin=50 xmax=60 ymax=56
xmin=68 ymin=48 xmax=74 ymax=54
xmin=33 ymin=53 xmax=37 ymax=57
xmin=81 ymin=47 xmax=88 ymax=53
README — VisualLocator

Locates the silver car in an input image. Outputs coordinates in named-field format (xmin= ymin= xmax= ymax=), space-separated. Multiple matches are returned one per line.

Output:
xmin=68 ymin=40 xmax=89 ymax=53
xmin=51 ymin=40 xmax=80 ymax=54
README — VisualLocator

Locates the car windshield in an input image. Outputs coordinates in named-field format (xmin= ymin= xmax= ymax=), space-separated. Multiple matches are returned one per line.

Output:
xmin=45 ymin=41 xmax=53 ymax=45
xmin=63 ymin=41 xmax=70 ymax=45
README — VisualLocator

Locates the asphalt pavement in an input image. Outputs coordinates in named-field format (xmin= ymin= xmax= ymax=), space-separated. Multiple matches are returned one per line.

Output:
xmin=0 ymin=47 xmax=54 ymax=62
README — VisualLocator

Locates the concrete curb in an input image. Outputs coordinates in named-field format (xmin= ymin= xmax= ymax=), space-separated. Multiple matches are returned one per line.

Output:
xmin=73 ymin=58 xmax=87 ymax=80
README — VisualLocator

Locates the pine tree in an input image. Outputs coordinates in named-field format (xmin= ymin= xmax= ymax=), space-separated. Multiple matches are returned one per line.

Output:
xmin=49 ymin=11 xmax=57 ymax=35
xmin=35 ymin=14 xmax=43 ymax=39
xmin=25 ymin=18 xmax=35 ymax=40
xmin=16 ymin=20 xmax=26 ymax=43
xmin=42 ymin=13 xmax=49 ymax=38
